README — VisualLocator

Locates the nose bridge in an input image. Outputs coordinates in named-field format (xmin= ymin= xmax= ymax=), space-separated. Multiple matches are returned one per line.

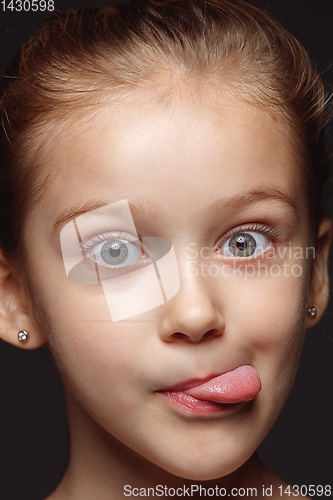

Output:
xmin=159 ymin=247 xmax=225 ymax=343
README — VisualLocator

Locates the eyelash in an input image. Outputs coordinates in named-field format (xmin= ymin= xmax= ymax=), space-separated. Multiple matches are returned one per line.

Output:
xmin=226 ymin=223 xmax=283 ymax=241
xmin=215 ymin=222 xmax=283 ymax=260
xmin=78 ymin=223 xmax=283 ymax=263
xmin=80 ymin=231 xmax=138 ymax=253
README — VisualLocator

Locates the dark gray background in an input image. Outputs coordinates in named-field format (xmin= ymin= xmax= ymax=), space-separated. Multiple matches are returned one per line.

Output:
xmin=0 ymin=1 xmax=333 ymax=499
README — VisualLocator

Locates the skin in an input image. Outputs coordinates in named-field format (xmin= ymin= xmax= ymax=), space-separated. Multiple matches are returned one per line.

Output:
xmin=0 ymin=90 xmax=331 ymax=499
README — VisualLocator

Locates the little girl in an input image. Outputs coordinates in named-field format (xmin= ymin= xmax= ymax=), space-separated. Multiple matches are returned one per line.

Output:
xmin=0 ymin=0 xmax=332 ymax=498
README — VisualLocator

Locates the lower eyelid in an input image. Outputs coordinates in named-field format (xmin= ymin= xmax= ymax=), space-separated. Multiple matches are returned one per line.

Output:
xmin=89 ymin=254 xmax=149 ymax=269
xmin=216 ymin=245 xmax=272 ymax=259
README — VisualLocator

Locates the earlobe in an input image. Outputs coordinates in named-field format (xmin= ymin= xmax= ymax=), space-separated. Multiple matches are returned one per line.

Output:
xmin=0 ymin=253 xmax=46 ymax=349
xmin=306 ymin=217 xmax=332 ymax=328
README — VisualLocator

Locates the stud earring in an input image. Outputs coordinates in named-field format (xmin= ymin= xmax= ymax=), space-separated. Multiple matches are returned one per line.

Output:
xmin=18 ymin=330 xmax=28 ymax=342
xmin=308 ymin=306 xmax=317 ymax=318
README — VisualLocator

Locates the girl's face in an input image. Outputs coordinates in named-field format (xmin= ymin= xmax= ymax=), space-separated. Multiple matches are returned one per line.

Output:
xmin=24 ymin=92 xmax=315 ymax=480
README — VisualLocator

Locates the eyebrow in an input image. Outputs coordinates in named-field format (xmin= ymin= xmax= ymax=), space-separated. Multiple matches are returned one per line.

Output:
xmin=214 ymin=188 xmax=297 ymax=214
xmin=52 ymin=199 xmax=164 ymax=231
xmin=52 ymin=187 xmax=297 ymax=231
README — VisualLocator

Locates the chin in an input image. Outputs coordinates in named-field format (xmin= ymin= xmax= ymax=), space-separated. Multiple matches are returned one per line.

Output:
xmin=154 ymin=452 xmax=247 ymax=482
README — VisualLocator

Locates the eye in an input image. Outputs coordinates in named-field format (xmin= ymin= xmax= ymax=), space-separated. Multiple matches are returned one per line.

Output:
xmin=88 ymin=237 xmax=146 ymax=268
xmin=220 ymin=231 xmax=270 ymax=258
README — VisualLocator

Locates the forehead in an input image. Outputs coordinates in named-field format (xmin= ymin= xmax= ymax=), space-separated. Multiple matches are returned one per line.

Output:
xmin=30 ymin=92 xmax=305 ymax=231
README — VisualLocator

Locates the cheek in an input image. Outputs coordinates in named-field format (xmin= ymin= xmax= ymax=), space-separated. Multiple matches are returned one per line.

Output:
xmin=29 ymin=272 xmax=143 ymax=402
xmin=240 ymin=273 xmax=307 ymax=347
xmin=225 ymin=262 xmax=309 ymax=409
xmin=26 ymin=238 xmax=155 ymax=417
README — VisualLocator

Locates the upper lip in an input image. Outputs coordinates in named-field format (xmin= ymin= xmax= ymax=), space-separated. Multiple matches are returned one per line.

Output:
xmin=157 ymin=369 xmax=236 ymax=393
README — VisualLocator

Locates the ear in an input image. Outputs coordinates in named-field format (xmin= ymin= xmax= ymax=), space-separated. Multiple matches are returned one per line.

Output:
xmin=306 ymin=217 xmax=332 ymax=328
xmin=0 ymin=251 xmax=46 ymax=349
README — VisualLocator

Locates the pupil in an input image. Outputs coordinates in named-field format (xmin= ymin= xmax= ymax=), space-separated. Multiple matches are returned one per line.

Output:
xmin=236 ymin=236 xmax=247 ymax=250
xmin=110 ymin=247 xmax=121 ymax=257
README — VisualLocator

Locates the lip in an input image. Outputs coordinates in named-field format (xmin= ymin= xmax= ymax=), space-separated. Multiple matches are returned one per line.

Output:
xmin=158 ymin=373 xmax=228 ymax=393
xmin=157 ymin=391 xmax=240 ymax=415
xmin=156 ymin=365 xmax=261 ymax=414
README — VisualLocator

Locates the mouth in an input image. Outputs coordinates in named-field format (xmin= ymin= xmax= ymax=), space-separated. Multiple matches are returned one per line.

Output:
xmin=156 ymin=365 xmax=261 ymax=415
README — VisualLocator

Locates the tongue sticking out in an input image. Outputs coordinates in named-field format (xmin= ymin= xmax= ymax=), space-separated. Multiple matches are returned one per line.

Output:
xmin=184 ymin=365 xmax=261 ymax=404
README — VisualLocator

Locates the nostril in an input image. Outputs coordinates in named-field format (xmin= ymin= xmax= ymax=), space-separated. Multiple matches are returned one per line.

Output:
xmin=171 ymin=332 xmax=188 ymax=341
xmin=203 ymin=329 xmax=222 ymax=340
xmin=169 ymin=329 xmax=222 ymax=342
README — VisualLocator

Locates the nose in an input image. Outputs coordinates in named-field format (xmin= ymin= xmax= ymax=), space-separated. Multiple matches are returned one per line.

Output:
xmin=159 ymin=278 xmax=225 ymax=343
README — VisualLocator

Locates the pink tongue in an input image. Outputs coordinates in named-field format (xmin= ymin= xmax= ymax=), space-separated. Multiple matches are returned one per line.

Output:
xmin=184 ymin=365 xmax=261 ymax=404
